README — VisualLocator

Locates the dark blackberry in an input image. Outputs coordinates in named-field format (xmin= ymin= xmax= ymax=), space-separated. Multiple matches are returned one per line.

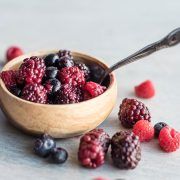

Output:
xmin=51 ymin=147 xmax=68 ymax=164
xmin=21 ymin=83 xmax=47 ymax=104
xmin=44 ymin=78 xmax=61 ymax=94
xmin=54 ymin=84 xmax=82 ymax=104
xmin=17 ymin=56 xmax=46 ymax=85
xmin=58 ymin=66 xmax=85 ymax=88
xmin=10 ymin=85 xmax=21 ymax=97
xmin=56 ymin=56 xmax=74 ymax=69
xmin=111 ymin=131 xmax=141 ymax=169
xmin=76 ymin=63 xmax=90 ymax=80
xmin=118 ymin=98 xmax=151 ymax=128
xmin=58 ymin=49 xmax=72 ymax=59
xmin=45 ymin=66 xmax=58 ymax=79
xmin=154 ymin=122 xmax=167 ymax=137
xmin=44 ymin=54 xmax=60 ymax=67
xmin=34 ymin=134 xmax=56 ymax=157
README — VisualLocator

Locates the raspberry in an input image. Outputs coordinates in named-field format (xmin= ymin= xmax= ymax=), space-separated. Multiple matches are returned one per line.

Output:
xmin=76 ymin=63 xmax=90 ymax=80
xmin=83 ymin=81 xmax=106 ymax=100
xmin=17 ymin=56 xmax=46 ymax=85
xmin=54 ymin=84 xmax=82 ymax=104
xmin=154 ymin=122 xmax=168 ymax=138
xmin=78 ymin=129 xmax=110 ymax=168
xmin=58 ymin=66 xmax=85 ymax=87
xmin=159 ymin=126 xmax=180 ymax=152
xmin=135 ymin=80 xmax=155 ymax=99
xmin=118 ymin=98 xmax=151 ymax=128
xmin=21 ymin=83 xmax=47 ymax=104
xmin=0 ymin=70 xmax=17 ymax=90
xmin=133 ymin=120 xmax=154 ymax=142
xmin=58 ymin=49 xmax=72 ymax=59
xmin=111 ymin=131 xmax=141 ymax=169
xmin=6 ymin=46 xmax=23 ymax=61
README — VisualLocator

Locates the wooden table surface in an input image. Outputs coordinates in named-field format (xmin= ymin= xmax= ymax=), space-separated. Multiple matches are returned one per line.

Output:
xmin=0 ymin=0 xmax=180 ymax=179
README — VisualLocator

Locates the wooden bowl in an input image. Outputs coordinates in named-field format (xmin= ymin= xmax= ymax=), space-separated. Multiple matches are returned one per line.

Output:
xmin=0 ymin=50 xmax=117 ymax=138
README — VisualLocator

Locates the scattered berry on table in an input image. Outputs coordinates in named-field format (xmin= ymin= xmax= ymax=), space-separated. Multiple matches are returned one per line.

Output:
xmin=0 ymin=70 xmax=17 ymax=90
xmin=54 ymin=84 xmax=82 ymax=104
xmin=118 ymin=98 xmax=151 ymax=128
xmin=6 ymin=46 xmax=23 ymax=61
xmin=21 ymin=83 xmax=47 ymax=104
xmin=76 ymin=63 xmax=91 ymax=80
xmin=58 ymin=49 xmax=73 ymax=59
xmin=44 ymin=78 xmax=61 ymax=94
xmin=135 ymin=80 xmax=155 ymax=99
xmin=111 ymin=131 xmax=141 ymax=169
xmin=44 ymin=54 xmax=59 ymax=67
xmin=133 ymin=120 xmax=154 ymax=142
xmin=56 ymin=56 xmax=74 ymax=69
xmin=34 ymin=134 xmax=56 ymax=157
xmin=17 ymin=56 xmax=46 ymax=85
xmin=154 ymin=122 xmax=168 ymax=138
xmin=83 ymin=81 xmax=106 ymax=100
xmin=58 ymin=66 xmax=85 ymax=87
xmin=45 ymin=66 xmax=58 ymax=79
xmin=159 ymin=126 xmax=180 ymax=152
xmin=51 ymin=147 xmax=68 ymax=164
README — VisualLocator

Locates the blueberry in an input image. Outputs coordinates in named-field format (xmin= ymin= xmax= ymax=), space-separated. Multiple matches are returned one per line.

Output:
xmin=10 ymin=86 xmax=21 ymax=97
xmin=34 ymin=134 xmax=56 ymax=157
xmin=44 ymin=78 xmax=61 ymax=94
xmin=154 ymin=122 xmax=168 ymax=137
xmin=45 ymin=66 xmax=58 ymax=79
xmin=44 ymin=54 xmax=60 ymax=67
xmin=56 ymin=56 xmax=74 ymax=69
xmin=51 ymin=147 xmax=68 ymax=164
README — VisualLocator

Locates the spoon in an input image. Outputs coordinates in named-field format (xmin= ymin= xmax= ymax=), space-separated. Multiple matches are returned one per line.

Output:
xmin=99 ymin=28 xmax=180 ymax=84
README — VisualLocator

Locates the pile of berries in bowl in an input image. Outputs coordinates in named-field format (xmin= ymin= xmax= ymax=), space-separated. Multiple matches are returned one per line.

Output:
xmin=0 ymin=50 xmax=107 ymax=104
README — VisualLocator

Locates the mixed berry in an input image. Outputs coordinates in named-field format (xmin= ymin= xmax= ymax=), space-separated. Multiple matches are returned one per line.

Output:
xmin=0 ymin=50 xmax=107 ymax=104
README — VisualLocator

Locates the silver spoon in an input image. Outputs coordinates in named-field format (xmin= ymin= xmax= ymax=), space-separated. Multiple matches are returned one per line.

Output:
xmin=99 ymin=28 xmax=180 ymax=84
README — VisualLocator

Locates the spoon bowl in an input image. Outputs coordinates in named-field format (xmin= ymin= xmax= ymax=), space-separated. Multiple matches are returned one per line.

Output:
xmin=0 ymin=50 xmax=117 ymax=138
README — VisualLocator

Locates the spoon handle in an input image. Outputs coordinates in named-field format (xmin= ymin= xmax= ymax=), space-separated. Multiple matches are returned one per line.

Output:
xmin=99 ymin=28 xmax=180 ymax=84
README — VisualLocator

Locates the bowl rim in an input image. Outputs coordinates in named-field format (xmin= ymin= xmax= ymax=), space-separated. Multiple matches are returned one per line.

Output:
xmin=0 ymin=50 xmax=116 ymax=107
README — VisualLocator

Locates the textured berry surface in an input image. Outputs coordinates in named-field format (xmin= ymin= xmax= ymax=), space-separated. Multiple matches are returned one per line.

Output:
xmin=133 ymin=120 xmax=154 ymax=142
xmin=6 ymin=46 xmax=23 ymax=61
xmin=58 ymin=49 xmax=72 ymax=59
xmin=54 ymin=84 xmax=82 ymax=104
xmin=159 ymin=126 xmax=180 ymax=152
xmin=111 ymin=131 xmax=141 ymax=169
xmin=59 ymin=66 xmax=85 ymax=87
xmin=21 ymin=83 xmax=47 ymax=104
xmin=0 ymin=70 xmax=17 ymax=90
xmin=44 ymin=54 xmax=59 ymax=67
xmin=51 ymin=147 xmax=68 ymax=164
xmin=44 ymin=78 xmax=61 ymax=94
xmin=118 ymin=98 xmax=151 ymax=128
xmin=56 ymin=56 xmax=74 ymax=69
xmin=17 ymin=56 xmax=46 ymax=85
xmin=83 ymin=81 xmax=106 ymax=100
xmin=34 ymin=134 xmax=56 ymax=157
xmin=76 ymin=63 xmax=90 ymax=80
xmin=45 ymin=66 xmax=58 ymax=79
xmin=154 ymin=122 xmax=168 ymax=137
xmin=135 ymin=80 xmax=155 ymax=99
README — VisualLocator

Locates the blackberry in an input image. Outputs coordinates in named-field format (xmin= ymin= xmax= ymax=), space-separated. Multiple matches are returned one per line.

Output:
xmin=0 ymin=70 xmax=17 ymax=90
xmin=21 ymin=83 xmax=47 ymax=104
xmin=76 ymin=63 xmax=90 ymax=80
xmin=56 ymin=56 xmax=74 ymax=69
xmin=45 ymin=66 xmax=58 ymax=79
xmin=44 ymin=54 xmax=59 ymax=67
xmin=154 ymin=122 xmax=167 ymax=137
xmin=17 ymin=56 xmax=46 ymax=85
xmin=111 ymin=131 xmax=141 ymax=169
xmin=83 ymin=81 xmax=106 ymax=100
xmin=58 ymin=66 xmax=85 ymax=88
xmin=34 ymin=134 xmax=56 ymax=157
xmin=54 ymin=84 xmax=82 ymax=104
xmin=44 ymin=78 xmax=61 ymax=94
xmin=118 ymin=98 xmax=151 ymax=128
xmin=58 ymin=49 xmax=72 ymax=59
xmin=51 ymin=147 xmax=68 ymax=164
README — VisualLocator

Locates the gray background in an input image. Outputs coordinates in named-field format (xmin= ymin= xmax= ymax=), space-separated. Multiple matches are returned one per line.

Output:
xmin=0 ymin=0 xmax=180 ymax=180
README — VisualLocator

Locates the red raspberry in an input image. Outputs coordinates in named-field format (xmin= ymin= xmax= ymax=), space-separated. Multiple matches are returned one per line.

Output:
xmin=83 ymin=81 xmax=106 ymax=100
xmin=17 ymin=56 xmax=46 ymax=85
xmin=58 ymin=66 xmax=85 ymax=87
xmin=6 ymin=46 xmax=23 ymax=61
xmin=0 ymin=70 xmax=17 ymax=90
xmin=135 ymin=80 xmax=155 ymax=99
xmin=159 ymin=126 xmax=180 ymax=152
xmin=21 ymin=83 xmax=47 ymax=104
xmin=118 ymin=98 xmax=151 ymax=128
xmin=133 ymin=120 xmax=154 ymax=142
